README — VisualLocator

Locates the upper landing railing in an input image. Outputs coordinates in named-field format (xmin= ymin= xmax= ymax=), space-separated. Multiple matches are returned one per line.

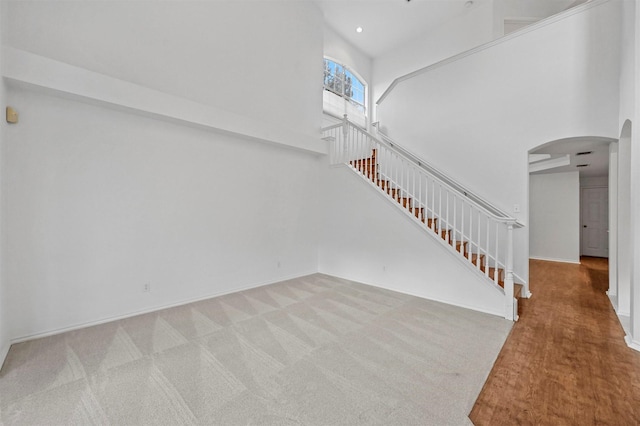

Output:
xmin=376 ymin=0 xmax=607 ymax=106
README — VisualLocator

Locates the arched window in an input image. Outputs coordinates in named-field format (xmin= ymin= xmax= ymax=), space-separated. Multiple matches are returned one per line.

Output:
xmin=323 ymin=58 xmax=367 ymax=126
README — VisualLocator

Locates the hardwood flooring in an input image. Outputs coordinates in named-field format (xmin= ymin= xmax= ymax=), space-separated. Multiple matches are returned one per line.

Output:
xmin=470 ymin=257 xmax=640 ymax=425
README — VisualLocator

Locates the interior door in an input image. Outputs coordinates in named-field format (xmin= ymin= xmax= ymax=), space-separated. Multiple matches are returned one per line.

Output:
xmin=581 ymin=187 xmax=609 ymax=257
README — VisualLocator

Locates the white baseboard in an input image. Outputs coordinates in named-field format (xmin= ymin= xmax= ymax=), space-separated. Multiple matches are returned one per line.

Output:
xmin=606 ymin=292 xmax=618 ymax=311
xmin=0 ymin=340 xmax=10 ymax=372
xmin=625 ymin=335 xmax=640 ymax=352
xmin=11 ymin=270 xmax=318 ymax=345
xmin=529 ymin=256 xmax=580 ymax=264
xmin=320 ymin=272 xmax=506 ymax=319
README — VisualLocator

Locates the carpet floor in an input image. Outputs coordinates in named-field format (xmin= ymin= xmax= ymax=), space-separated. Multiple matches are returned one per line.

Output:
xmin=0 ymin=274 xmax=512 ymax=425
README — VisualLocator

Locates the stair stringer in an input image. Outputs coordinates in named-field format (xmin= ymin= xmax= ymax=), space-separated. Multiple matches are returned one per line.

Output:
xmin=318 ymin=162 xmax=507 ymax=318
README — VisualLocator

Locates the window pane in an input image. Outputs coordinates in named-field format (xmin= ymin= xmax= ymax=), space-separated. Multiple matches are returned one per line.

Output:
xmin=351 ymin=87 xmax=364 ymax=105
xmin=323 ymin=58 xmax=367 ymax=115
xmin=324 ymin=59 xmax=336 ymax=91
xmin=334 ymin=64 xmax=344 ymax=95
xmin=345 ymin=70 xmax=364 ymax=104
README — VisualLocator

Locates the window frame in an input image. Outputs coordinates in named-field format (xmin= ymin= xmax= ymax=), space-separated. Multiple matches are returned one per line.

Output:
xmin=323 ymin=57 xmax=367 ymax=117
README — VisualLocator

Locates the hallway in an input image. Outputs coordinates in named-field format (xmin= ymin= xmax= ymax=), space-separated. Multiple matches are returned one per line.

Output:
xmin=470 ymin=257 xmax=640 ymax=424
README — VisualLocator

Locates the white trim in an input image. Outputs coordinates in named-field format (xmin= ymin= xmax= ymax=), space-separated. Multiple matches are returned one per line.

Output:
xmin=607 ymin=291 xmax=618 ymax=311
xmin=0 ymin=342 xmax=10 ymax=372
xmin=377 ymin=0 xmax=611 ymax=105
xmin=504 ymin=17 xmax=540 ymax=25
xmin=625 ymin=335 xmax=640 ymax=352
xmin=322 ymin=271 xmax=506 ymax=319
xmin=529 ymin=256 xmax=581 ymax=264
xmin=3 ymin=47 xmax=326 ymax=155
xmin=528 ymin=154 xmax=551 ymax=163
xmin=10 ymin=270 xmax=318 ymax=345
xmin=323 ymin=56 xmax=368 ymax=117
xmin=528 ymin=155 xmax=571 ymax=173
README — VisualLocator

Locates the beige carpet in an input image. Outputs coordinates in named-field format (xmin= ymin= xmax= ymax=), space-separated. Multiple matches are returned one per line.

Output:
xmin=0 ymin=274 xmax=511 ymax=425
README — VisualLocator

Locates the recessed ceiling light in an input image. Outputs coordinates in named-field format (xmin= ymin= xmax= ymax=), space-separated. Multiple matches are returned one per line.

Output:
xmin=576 ymin=164 xmax=590 ymax=167
xmin=576 ymin=151 xmax=593 ymax=156
xmin=356 ymin=27 xmax=363 ymax=33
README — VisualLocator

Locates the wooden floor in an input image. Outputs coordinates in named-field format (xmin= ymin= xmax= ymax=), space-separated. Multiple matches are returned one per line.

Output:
xmin=470 ymin=257 xmax=640 ymax=425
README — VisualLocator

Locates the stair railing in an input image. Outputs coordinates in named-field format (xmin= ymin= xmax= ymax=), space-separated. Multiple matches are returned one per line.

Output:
xmin=322 ymin=115 xmax=523 ymax=320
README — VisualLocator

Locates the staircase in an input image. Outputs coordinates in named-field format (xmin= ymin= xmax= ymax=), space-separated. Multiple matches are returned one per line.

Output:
xmin=322 ymin=116 xmax=525 ymax=320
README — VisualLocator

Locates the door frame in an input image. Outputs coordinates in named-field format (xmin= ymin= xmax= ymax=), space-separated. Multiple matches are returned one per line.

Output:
xmin=580 ymin=185 xmax=609 ymax=258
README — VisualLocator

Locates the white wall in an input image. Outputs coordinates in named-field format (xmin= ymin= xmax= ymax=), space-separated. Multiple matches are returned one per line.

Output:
xmin=5 ymin=87 xmax=321 ymax=340
xmin=529 ymin=172 xmax=580 ymax=263
xmin=618 ymin=123 xmax=632 ymax=316
xmin=619 ymin=0 xmax=636 ymax=129
xmin=613 ymin=0 xmax=640 ymax=352
xmin=629 ymin=0 xmax=640 ymax=351
xmin=3 ymin=0 xmax=326 ymax=340
xmin=580 ymin=176 xmax=608 ymax=188
xmin=372 ymin=1 xmax=495 ymax=108
xmin=493 ymin=0 xmax=576 ymax=38
xmin=373 ymin=0 xmax=579 ymax=105
xmin=318 ymin=163 xmax=506 ymax=317
xmin=0 ymin=0 xmax=9 ymax=366
xmin=6 ymin=0 xmax=323 ymax=137
xmin=375 ymin=0 xmax=622 ymax=286
xmin=324 ymin=26 xmax=372 ymax=90
xmin=609 ymin=142 xmax=619 ymax=306
xmin=323 ymin=26 xmax=373 ymax=128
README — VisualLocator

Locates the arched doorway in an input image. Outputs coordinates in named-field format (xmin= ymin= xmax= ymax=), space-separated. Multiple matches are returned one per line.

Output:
xmin=528 ymin=137 xmax=615 ymax=266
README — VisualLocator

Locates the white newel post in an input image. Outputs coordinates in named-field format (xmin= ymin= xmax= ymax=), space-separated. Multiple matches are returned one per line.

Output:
xmin=504 ymin=222 xmax=515 ymax=320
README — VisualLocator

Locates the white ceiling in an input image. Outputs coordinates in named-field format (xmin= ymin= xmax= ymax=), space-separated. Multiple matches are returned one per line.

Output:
xmin=317 ymin=0 xmax=579 ymax=59
xmin=529 ymin=137 xmax=614 ymax=178
xmin=317 ymin=0 xmax=485 ymax=58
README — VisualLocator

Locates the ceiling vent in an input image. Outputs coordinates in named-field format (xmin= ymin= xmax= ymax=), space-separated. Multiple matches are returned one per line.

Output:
xmin=576 ymin=164 xmax=590 ymax=168
xmin=576 ymin=151 xmax=593 ymax=156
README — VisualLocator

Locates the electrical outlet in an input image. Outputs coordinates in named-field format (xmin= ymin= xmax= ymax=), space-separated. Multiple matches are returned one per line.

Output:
xmin=143 ymin=283 xmax=151 ymax=293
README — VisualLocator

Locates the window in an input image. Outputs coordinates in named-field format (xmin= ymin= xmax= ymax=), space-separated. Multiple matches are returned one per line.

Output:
xmin=323 ymin=58 xmax=367 ymax=121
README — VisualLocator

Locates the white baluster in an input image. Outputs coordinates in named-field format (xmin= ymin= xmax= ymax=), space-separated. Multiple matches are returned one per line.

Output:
xmin=461 ymin=201 xmax=466 ymax=259
xmin=446 ymin=191 xmax=450 ymax=244
xmin=495 ymin=223 xmax=499 ymax=284
xmin=504 ymin=223 xmax=515 ymax=320
xmin=485 ymin=215 xmax=490 ymax=284
xmin=438 ymin=184 xmax=442 ymax=236
xmin=431 ymin=179 xmax=435 ymax=231
xmin=478 ymin=209 xmax=482 ymax=275
xmin=471 ymin=207 xmax=478 ymax=269
xmin=453 ymin=194 xmax=457 ymax=252
xmin=419 ymin=171 xmax=423 ymax=221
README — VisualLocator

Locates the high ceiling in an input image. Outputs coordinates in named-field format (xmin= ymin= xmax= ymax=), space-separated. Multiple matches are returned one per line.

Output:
xmin=317 ymin=0 xmax=579 ymax=59
xmin=319 ymin=0 xmax=606 ymax=177
xmin=317 ymin=0 xmax=485 ymax=58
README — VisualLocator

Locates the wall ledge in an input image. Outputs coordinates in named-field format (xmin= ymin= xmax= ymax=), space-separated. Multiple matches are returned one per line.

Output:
xmin=376 ymin=0 xmax=611 ymax=105
xmin=2 ymin=47 xmax=327 ymax=155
